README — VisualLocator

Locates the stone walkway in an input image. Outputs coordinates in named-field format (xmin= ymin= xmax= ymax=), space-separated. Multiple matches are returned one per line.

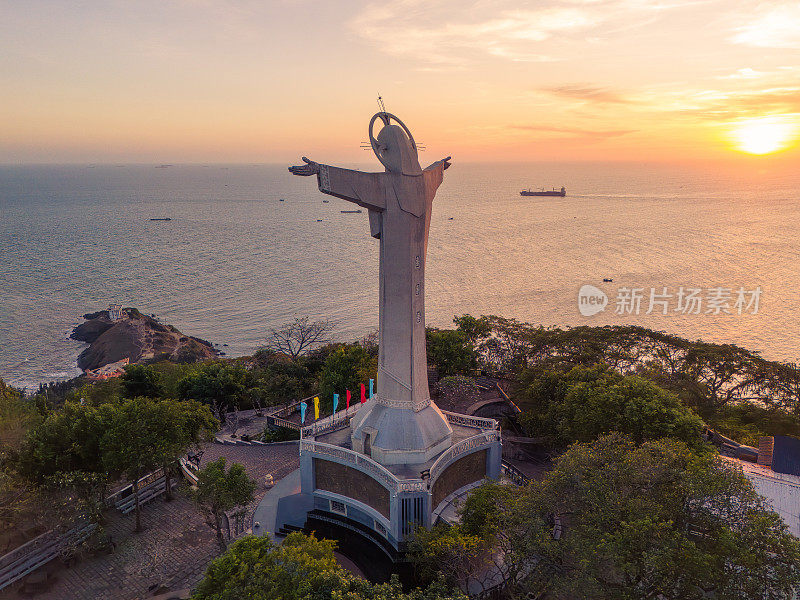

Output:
xmin=198 ymin=442 xmax=301 ymax=537
xmin=3 ymin=443 xmax=301 ymax=600
xmin=4 ymin=493 xmax=216 ymax=600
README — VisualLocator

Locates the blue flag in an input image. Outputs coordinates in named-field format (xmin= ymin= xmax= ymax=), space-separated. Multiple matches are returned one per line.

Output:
xmin=369 ymin=378 xmax=374 ymax=399
xmin=333 ymin=393 xmax=339 ymax=414
xmin=300 ymin=401 xmax=307 ymax=424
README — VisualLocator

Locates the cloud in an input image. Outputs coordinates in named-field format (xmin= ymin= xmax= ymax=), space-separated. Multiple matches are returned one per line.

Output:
xmin=350 ymin=0 xmax=669 ymax=63
xmin=731 ymin=2 xmax=800 ymax=48
xmin=541 ymin=85 xmax=632 ymax=104
xmin=717 ymin=68 xmax=765 ymax=80
xmin=510 ymin=124 xmax=635 ymax=139
xmin=658 ymin=87 xmax=800 ymax=121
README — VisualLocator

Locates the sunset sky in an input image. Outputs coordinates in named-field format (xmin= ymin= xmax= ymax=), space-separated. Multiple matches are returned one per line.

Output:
xmin=2 ymin=0 xmax=799 ymax=163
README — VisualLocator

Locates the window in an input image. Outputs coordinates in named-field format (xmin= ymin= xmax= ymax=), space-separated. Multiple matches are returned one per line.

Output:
xmin=400 ymin=496 xmax=425 ymax=537
xmin=375 ymin=520 xmax=387 ymax=537
xmin=330 ymin=499 xmax=346 ymax=515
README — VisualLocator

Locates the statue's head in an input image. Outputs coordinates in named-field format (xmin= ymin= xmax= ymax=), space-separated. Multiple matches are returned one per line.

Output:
xmin=369 ymin=113 xmax=422 ymax=176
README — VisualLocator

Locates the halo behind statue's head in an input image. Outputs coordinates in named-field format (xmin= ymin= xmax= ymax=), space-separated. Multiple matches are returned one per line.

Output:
xmin=369 ymin=112 xmax=423 ymax=176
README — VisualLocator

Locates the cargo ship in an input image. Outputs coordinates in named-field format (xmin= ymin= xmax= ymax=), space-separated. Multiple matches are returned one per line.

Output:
xmin=520 ymin=187 xmax=566 ymax=197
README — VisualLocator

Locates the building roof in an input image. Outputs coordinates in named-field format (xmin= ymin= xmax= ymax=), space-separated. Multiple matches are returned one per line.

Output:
xmin=723 ymin=455 xmax=800 ymax=489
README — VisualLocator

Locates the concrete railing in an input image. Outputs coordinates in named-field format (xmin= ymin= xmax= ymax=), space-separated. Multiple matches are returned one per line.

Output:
xmin=271 ymin=416 xmax=301 ymax=431
xmin=104 ymin=468 xmax=165 ymax=508
xmin=441 ymin=411 xmax=498 ymax=431
xmin=300 ymin=440 xmax=427 ymax=493
xmin=0 ymin=521 xmax=97 ymax=592
xmin=271 ymin=397 xmax=310 ymax=418
xmin=113 ymin=478 xmax=177 ymax=515
xmin=501 ymin=460 xmax=531 ymax=486
xmin=179 ymin=457 xmax=199 ymax=485
xmin=300 ymin=403 xmax=361 ymax=439
xmin=429 ymin=431 xmax=501 ymax=483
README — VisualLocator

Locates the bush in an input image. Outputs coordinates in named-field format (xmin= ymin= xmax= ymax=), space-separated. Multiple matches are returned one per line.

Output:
xmin=261 ymin=426 xmax=300 ymax=443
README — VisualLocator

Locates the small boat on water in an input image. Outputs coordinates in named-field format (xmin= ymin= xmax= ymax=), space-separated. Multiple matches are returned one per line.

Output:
xmin=520 ymin=187 xmax=566 ymax=197
xmin=149 ymin=218 xmax=172 ymax=221
xmin=341 ymin=210 xmax=362 ymax=214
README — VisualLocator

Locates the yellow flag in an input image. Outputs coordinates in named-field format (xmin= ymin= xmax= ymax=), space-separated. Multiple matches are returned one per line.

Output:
xmin=313 ymin=396 xmax=320 ymax=420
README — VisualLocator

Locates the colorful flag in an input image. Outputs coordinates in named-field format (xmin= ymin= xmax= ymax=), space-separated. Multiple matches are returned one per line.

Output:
xmin=369 ymin=378 xmax=375 ymax=400
xmin=300 ymin=401 xmax=307 ymax=424
xmin=333 ymin=393 xmax=339 ymax=414
xmin=313 ymin=396 xmax=319 ymax=420
xmin=346 ymin=389 xmax=351 ymax=409
xmin=360 ymin=383 xmax=366 ymax=403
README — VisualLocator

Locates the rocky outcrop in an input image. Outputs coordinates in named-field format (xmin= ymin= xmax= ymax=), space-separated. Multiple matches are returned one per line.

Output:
xmin=72 ymin=308 xmax=220 ymax=371
xmin=71 ymin=315 xmax=114 ymax=344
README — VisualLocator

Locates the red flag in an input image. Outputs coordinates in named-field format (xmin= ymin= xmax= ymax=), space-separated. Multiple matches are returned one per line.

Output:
xmin=360 ymin=383 xmax=366 ymax=403
xmin=346 ymin=389 xmax=351 ymax=409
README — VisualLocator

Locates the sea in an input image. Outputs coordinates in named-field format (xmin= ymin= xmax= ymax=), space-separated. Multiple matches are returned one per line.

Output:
xmin=1 ymin=162 xmax=798 ymax=391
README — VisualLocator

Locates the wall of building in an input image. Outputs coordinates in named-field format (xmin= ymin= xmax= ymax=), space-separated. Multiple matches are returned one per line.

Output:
xmin=313 ymin=458 xmax=391 ymax=518
xmin=431 ymin=449 xmax=488 ymax=510
xmin=746 ymin=471 xmax=800 ymax=537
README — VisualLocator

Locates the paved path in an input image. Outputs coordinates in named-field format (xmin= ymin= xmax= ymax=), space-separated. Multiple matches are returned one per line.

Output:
xmin=4 ymin=493 xmax=217 ymax=600
xmin=252 ymin=469 xmax=303 ymax=539
xmin=3 ymin=443 xmax=301 ymax=600
xmin=198 ymin=441 xmax=300 ymax=488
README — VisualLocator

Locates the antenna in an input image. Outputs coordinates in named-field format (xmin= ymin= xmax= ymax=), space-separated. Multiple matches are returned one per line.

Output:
xmin=377 ymin=94 xmax=386 ymax=113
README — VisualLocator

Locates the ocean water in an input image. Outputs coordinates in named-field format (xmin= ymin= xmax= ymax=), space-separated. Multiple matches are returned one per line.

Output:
xmin=1 ymin=162 xmax=798 ymax=390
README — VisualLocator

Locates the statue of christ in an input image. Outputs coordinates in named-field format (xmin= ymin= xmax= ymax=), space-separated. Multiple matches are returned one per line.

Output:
xmin=289 ymin=112 xmax=453 ymax=465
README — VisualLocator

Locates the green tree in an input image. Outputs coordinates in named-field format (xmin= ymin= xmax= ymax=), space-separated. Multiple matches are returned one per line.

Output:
xmin=192 ymin=532 xmax=464 ymax=600
xmin=121 ymin=364 xmax=165 ymax=399
xmin=453 ymin=314 xmax=491 ymax=344
xmin=411 ymin=483 xmax=527 ymax=596
xmin=454 ymin=316 xmax=800 ymax=443
xmin=426 ymin=328 xmax=478 ymax=377
xmin=255 ymin=360 xmax=313 ymax=407
xmin=0 ymin=379 xmax=50 ymax=539
xmin=63 ymin=378 xmax=121 ymax=406
xmin=318 ymin=345 xmax=376 ymax=412
xmin=0 ymin=378 xmax=39 ymax=454
xmin=100 ymin=397 xmax=169 ymax=532
xmin=194 ymin=457 xmax=257 ymax=549
xmin=448 ymin=434 xmax=800 ymax=600
xmin=14 ymin=401 xmax=114 ymax=520
xmin=177 ymin=363 xmax=249 ymax=424
xmin=411 ymin=521 xmax=490 ymax=596
xmin=518 ymin=364 xmax=706 ymax=449
xmin=154 ymin=400 xmax=218 ymax=500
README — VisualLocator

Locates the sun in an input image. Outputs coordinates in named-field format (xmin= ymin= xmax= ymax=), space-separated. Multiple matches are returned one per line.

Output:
xmin=731 ymin=116 xmax=798 ymax=155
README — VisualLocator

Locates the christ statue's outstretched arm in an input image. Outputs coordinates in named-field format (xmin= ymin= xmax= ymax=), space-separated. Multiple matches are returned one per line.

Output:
xmin=289 ymin=157 xmax=385 ymax=211
xmin=422 ymin=156 xmax=451 ymax=196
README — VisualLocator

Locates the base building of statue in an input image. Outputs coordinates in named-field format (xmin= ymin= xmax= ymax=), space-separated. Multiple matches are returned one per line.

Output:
xmin=294 ymin=401 xmax=502 ymax=556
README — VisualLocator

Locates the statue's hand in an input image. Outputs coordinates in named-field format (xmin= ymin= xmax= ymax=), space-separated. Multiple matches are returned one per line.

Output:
xmin=288 ymin=157 xmax=319 ymax=176
xmin=442 ymin=156 xmax=452 ymax=170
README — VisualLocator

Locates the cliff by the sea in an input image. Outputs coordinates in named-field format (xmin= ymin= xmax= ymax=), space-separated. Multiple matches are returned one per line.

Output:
xmin=71 ymin=308 xmax=219 ymax=370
